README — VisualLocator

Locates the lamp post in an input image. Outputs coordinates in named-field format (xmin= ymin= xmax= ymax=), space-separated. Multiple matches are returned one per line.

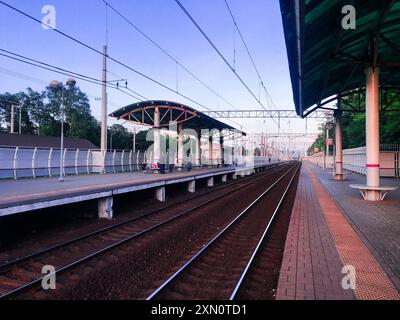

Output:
xmin=18 ymin=104 xmax=22 ymax=134
xmin=10 ymin=104 xmax=15 ymax=133
xmin=50 ymin=78 xmax=76 ymax=182
xmin=324 ymin=122 xmax=334 ymax=170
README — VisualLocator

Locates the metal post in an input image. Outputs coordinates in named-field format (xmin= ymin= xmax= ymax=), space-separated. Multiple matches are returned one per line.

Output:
xmin=208 ymin=134 xmax=213 ymax=166
xmin=121 ymin=150 xmax=125 ymax=172
xmin=195 ymin=128 xmax=201 ymax=166
xmin=19 ymin=104 xmax=22 ymax=134
xmin=87 ymin=149 xmax=91 ymax=174
xmin=101 ymin=45 xmax=108 ymax=173
xmin=365 ymin=67 xmax=380 ymax=200
xmin=75 ymin=149 xmax=79 ymax=175
xmin=153 ymin=107 xmax=161 ymax=165
xmin=112 ymin=149 xmax=116 ymax=173
xmin=60 ymin=86 xmax=64 ymax=182
xmin=177 ymin=123 xmax=184 ymax=167
xmin=129 ymin=150 xmax=133 ymax=172
xmin=335 ymin=111 xmax=343 ymax=178
xmin=32 ymin=147 xmax=37 ymax=178
xmin=63 ymin=148 xmax=67 ymax=177
xmin=10 ymin=105 xmax=15 ymax=133
xmin=219 ymin=132 xmax=224 ymax=166
xmin=326 ymin=128 xmax=329 ymax=167
xmin=48 ymin=148 xmax=53 ymax=177
xmin=13 ymin=147 xmax=18 ymax=180
xmin=133 ymin=126 xmax=136 ymax=152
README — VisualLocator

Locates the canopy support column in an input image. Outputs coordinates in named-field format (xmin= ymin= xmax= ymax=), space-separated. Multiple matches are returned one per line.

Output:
xmin=333 ymin=109 xmax=344 ymax=180
xmin=195 ymin=128 xmax=201 ymax=166
xmin=153 ymin=107 xmax=161 ymax=166
xmin=177 ymin=123 xmax=184 ymax=167
xmin=219 ymin=133 xmax=224 ymax=167
xmin=208 ymin=134 xmax=213 ymax=167
xmin=364 ymin=67 xmax=381 ymax=200
xmin=348 ymin=67 xmax=397 ymax=199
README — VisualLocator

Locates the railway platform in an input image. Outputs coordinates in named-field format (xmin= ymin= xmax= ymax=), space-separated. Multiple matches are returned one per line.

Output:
xmin=276 ymin=161 xmax=400 ymax=300
xmin=0 ymin=162 xmax=280 ymax=218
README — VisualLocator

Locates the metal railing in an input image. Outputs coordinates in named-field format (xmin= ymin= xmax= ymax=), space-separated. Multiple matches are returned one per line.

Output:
xmin=0 ymin=145 xmax=275 ymax=180
xmin=305 ymin=145 xmax=400 ymax=178
xmin=380 ymin=144 xmax=400 ymax=152
xmin=0 ymin=146 xmax=146 ymax=179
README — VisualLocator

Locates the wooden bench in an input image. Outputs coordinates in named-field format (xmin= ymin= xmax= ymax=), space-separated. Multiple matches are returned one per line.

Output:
xmin=349 ymin=184 xmax=398 ymax=201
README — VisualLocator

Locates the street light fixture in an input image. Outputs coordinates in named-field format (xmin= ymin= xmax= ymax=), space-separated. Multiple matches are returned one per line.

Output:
xmin=50 ymin=78 xmax=76 ymax=182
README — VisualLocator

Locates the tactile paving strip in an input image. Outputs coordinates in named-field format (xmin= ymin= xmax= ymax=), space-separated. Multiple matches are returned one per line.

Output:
xmin=306 ymin=164 xmax=400 ymax=300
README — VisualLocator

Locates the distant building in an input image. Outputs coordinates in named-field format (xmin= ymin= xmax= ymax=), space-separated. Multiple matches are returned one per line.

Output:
xmin=0 ymin=133 xmax=98 ymax=149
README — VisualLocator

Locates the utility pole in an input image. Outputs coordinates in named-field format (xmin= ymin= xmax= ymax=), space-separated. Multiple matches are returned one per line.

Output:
xmin=18 ymin=104 xmax=22 ymax=134
xmin=101 ymin=45 xmax=107 ymax=172
xmin=133 ymin=126 xmax=136 ymax=152
xmin=10 ymin=105 xmax=15 ymax=133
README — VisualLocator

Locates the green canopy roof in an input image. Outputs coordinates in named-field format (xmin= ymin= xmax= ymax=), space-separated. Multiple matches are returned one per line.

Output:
xmin=280 ymin=0 xmax=400 ymax=117
xmin=109 ymin=100 xmax=246 ymax=135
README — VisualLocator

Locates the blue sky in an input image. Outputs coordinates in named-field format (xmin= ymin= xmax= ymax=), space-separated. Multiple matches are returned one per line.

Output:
xmin=0 ymin=0 xmax=321 ymax=142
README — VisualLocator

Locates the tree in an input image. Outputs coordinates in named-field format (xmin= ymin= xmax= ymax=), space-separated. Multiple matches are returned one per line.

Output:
xmin=135 ymin=129 xmax=153 ymax=151
xmin=108 ymin=124 xmax=133 ymax=150
xmin=307 ymin=88 xmax=400 ymax=153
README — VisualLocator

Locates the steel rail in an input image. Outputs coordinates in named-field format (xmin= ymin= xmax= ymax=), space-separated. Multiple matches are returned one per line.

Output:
xmin=146 ymin=163 xmax=298 ymax=300
xmin=0 ymin=164 xmax=282 ymax=273
xmin=229 ymin=163 xmax=301 ymax=299
xmin=0 ymin=163 xmax=289 ymax=299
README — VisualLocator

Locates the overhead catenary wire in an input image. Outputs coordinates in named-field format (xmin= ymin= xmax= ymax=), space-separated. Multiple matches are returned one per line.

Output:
xmin=226 ymin=0 xmax=285 ymax=133
xmin=224 ymin=0 xmax=281 ymax=113
xmin=0 ymin=0 xmax=244 ymax=129
xmin=106 ymin=69 xmax=150 ymax=101
xmin=0 ymin=49 xmax=143 ymax=101
xmin=0 ymin=66 xmax=122 ymax=109
xmin=0 ymin=2 xmax=204 ymax=109
xmin=174 ymin=0 xmax=283 ymax=133
xmin=224 ymin=0 xmax=281 ymax=115
xmin=174 ymin=0 xmax=264 ymax=110
xmin=104 ymin=0 xmax=263 ymax=129
xmin=224 ymin=0 xmax=264 ymax=89
xmin=0 ymin=66 xmax=48 ymax=86
xmin=101 ymin=0 xmax=242 ymax=112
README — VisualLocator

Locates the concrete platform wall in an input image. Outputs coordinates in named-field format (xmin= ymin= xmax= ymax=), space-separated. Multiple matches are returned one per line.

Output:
xmin=0 ymin=162 xmax=286 ymax=218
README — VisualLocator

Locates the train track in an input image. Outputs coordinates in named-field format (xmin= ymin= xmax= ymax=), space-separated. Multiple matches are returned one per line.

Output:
xmin=146 ymin=162 xmax=300 ymax=300
xmin=0 ymin=162 xmax=290 ymax=299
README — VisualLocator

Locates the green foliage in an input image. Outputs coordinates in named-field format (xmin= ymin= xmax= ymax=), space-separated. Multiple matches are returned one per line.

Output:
xmin=307 ymin=89 xmax=400 ymax=154
xmin=341 ymin=113 xmax=365 ymax=149
xmin=0 ymin=86 xmax=148 ymax=150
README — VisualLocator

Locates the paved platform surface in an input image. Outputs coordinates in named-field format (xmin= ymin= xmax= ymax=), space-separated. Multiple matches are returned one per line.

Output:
xmin=306 ymin=163 xmax=400 ymax=292
xmin=277 ymin=162 xmax=400 ymax=300
xmin=0 ymin=163 xmax=278 ymax=216
xmin=0 ymin=167 xmax=229 ymax=208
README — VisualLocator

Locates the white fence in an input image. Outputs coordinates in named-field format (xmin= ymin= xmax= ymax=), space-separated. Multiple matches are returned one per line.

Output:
xmin=0 ymin=147 xmax=146 ymax=179
xmin=305 ymin=145 xmax=400 ymax=178
xmin=305 ymin=152 xmax=334 ymax=169
xmin=0 ymin=145 xmax=275 ymax=179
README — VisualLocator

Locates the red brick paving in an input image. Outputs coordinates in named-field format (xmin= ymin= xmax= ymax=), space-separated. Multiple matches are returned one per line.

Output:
xmin=277 ymin=164 xmax=400 ymax=300
xmin=306 ymin=164 xmax=400 ymax=300
xmin=276 ymin=167 xmax=354 ymax=300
